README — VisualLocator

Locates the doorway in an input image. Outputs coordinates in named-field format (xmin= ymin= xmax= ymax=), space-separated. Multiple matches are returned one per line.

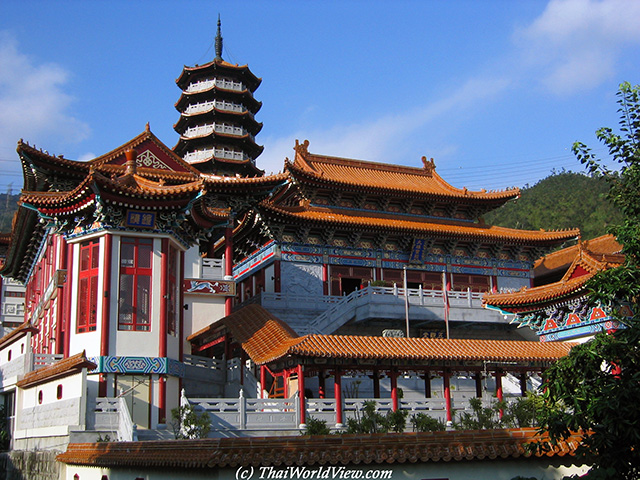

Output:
xmin=116 ymin=375 xmax=150 ymax=428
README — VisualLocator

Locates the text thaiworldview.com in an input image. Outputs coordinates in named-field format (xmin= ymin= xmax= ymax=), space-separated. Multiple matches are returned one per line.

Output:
xmin=236 ymin=465 xmax=394 ymax=480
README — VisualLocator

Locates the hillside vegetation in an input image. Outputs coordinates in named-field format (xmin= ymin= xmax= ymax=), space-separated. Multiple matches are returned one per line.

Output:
xmin=0 ymin=194 xmax=20 ymax=233
xmin=484 ymin=171 xmax=622 ymax=240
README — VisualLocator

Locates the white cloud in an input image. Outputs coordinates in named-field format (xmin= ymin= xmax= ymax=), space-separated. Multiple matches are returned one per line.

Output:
xmin=259 ymin=75 xmax=511 ymax=173
xmin=0 ymin=31 xmax=90 ymax=156
xmin=516 ymin=0 xmax=640 ymax=94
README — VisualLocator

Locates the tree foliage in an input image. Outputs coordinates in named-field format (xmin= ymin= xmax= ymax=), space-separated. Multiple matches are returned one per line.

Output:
xmin=484 ymin=171 xmax=622 ymax=241
xmin=536 ymin=82 xmax=640 ymax=480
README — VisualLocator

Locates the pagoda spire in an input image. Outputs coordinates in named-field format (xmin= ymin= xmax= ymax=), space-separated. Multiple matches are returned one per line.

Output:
xmin=215 ymin=15 xmax=223 ymax=61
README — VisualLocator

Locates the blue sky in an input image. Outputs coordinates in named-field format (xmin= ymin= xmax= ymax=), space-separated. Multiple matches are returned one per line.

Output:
xmin=0 ymin=0 xmax=639 ymax=194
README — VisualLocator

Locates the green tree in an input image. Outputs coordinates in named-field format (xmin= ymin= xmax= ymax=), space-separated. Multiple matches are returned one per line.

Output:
xmin=536 ymin=82 xmax=640 ymax=480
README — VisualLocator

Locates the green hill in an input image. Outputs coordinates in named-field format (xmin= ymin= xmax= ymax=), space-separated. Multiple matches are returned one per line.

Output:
xmin=0 ymin=194 xmax=20 ymax=233
xmin=484 ymin=172 xmax=622 ymax=240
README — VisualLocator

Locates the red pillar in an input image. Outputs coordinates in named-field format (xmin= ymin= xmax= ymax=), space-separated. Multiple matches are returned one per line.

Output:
xmin=98 ymin=234 xmax=112 ymax=397
xmin=159 ymin=239 xmax=168 ymax=358
xmin=224 ymin=227 xmax=233 ymax=316
xmin=63 ymin=242 xmax=74 ymax=359
xmin=390 ymin=369 xmax=399 ymax=412
xmin=318 ymin=370 xmax=325 ymax=399
xmin=496 ymin=369 xmax=504 ymax=419
xmin=443 ymin=369 xmax=452 ymax=423
xmin=260 ymin=365 xmax=267 ymax=399
xmin=55 ymin=238 xmax=68 ymax=355
xmin=334 ymin=368 xmax=343 ymax=427
xmin=322 ymin=264 xmax=328 ymax=296
xmin=298 ymin=364 xmax=306 ymax=426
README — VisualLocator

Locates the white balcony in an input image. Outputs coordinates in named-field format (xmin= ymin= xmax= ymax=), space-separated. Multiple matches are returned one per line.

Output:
xmin=186 ymin=77 xmax=244 ymax=94
xmin=183 ymin=123 xmax=251 ymax=140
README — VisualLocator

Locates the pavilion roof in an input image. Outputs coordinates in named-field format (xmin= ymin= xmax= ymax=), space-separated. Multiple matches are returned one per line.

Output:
xmin=58 ymin=427 xmax=580 ymax=468
xmin=483 ymin=236 xmax=625 ymax=313
xmin=190 ymin=304 xmax=575 ymax=366
xmin=287 ymin=140 xmax=520 ymax=204
xmin=0 ymin=321 xmax=38 ymax=350
xmin=257 ymin=201 xmax=580 ymax=246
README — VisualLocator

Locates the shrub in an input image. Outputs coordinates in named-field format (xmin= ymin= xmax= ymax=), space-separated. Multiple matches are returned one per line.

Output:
xmin=411 ymin=413 xmax=447 ymax=432
xmin=170 ymin=404 xmax=211 ymax=439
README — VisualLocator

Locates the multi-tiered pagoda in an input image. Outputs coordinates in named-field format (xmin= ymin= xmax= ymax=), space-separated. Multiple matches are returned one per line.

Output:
xmin=173 ymin=18 xmax=263 ymax=177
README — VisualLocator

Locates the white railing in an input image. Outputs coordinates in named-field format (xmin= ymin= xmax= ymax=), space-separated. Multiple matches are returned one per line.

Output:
xmin=188 ymin=390 xmax=299 ymax=430
xmin=186 ymin=77 xmax=245 ymax=94
xmin=184 ymin=354 xmax=223 ymax=370
xmin=33 ymin=353 xmax=63 ymax=369
xmin=117 ymin=397 xmax=137 ymax=441
xmin=299 ymin=285 xmax=484 ymax=334
xmin=92 ymin=397 xmax=136 ymax=441
xmin=185 ymin=99 xmax=246 ymax=115
xmin=202 ymin=257 xmax=225 ymax=279
xmin=184 ymin=148 xmax=250 ymax=164
xmin=184 ymin=393 xmax=521 ymax=432
xmin=183 ymin=123 xmax=251 ymax=140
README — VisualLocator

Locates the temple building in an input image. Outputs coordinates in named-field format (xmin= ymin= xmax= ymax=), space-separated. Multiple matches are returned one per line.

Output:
xmin=223 ymin=139 xmax=579 ymax=338
xmin=0 ymin=23 xmax=584 ymax=450
xmin=483 ymin=235 xmax=629 ymax=342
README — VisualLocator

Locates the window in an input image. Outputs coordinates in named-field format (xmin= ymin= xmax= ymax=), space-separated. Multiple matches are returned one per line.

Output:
xmin=77 ymin=239 xmax=100 ymax=333
xmin=38 ymin=390 xmax=43 ymax=404
xmin=118 ymin=238 xmax=153 ymax=331
xmin=167 ymin=245 xmax=178 ymax=336
xmin=57 ymin=384 xmax=63 ymax=400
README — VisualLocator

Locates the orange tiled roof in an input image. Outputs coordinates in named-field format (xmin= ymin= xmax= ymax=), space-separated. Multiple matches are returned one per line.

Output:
xmin=534 ymin=234 xmax=622 ymax=277
xmin=16 ymin=351 xmax=96 ymax=389
xmin=58 ymin=428 xmax=580 ymax=468
xmin=484 ymin=239 xmax=626 ymax=312
xmin=288 ymin=140 xmax=520 ymax=203
xmin=259 ymin=202 xmax=580 ymax=245
xmin=0 ymin=321 xmax=38 ymax=350
xmin=190 ymin=305 xmax=575 ymax=365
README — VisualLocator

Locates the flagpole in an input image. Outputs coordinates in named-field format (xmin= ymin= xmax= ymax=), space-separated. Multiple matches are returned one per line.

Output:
xmin=404 ymin=266 xmax=410 ymax=337
xmin=442 ymin=270 xmax=450 ymax=339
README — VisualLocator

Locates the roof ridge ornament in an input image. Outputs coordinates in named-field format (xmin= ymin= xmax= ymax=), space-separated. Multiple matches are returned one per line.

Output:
xmin=215 ymin=15 xmax=223 ymax=61
xmin=421 ymin=156 xmax=435 ymax=172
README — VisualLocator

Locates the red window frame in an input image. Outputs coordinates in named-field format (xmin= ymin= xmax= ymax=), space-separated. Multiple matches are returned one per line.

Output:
xmin=118 ymin=237 xmax=153 ymax=331
xmin=167 ymin=245 xmax=178 ymax=336
xmin=77 ymin=239 xmax=100 ymax=333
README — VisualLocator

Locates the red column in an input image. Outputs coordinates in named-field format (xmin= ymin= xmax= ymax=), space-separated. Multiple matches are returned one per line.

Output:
xmin=179 ymin=251 xmax=185 ymax=362
xmin=224 ymin=227 xmax=233 ymax=316
xmin=390 ymin=369 xmax=398 ymax=412
xmin=99 ymin=234 xmax=112 ymax=397
xmin=63 ymin=242 xmax=74 ymax=358
xmin=274 ymin=260 xmax=281 ymax=293
xmin=298 ymin=364 xmax=306 ymax=426
xmin=443 ymin=369 xmax=452 ymax=423
xmin=322 ymin=264 xmax=328 ymax=296
xmin=159 ymin=239 xmax=168 ymax=358
xmin=318 ymin=370 xmax=325 ymax=399
xmin=158 ymin=376 xmax=166 ymax=424
xmin=334 ymin=368 xmax=343 ymax=426
xmin=260 ymin=365 xmax=266 ymax=399
xmin=55 ymin=238 xmax=67 ymax=355
xmin=496 ymin=370 xmax=504 ymax=419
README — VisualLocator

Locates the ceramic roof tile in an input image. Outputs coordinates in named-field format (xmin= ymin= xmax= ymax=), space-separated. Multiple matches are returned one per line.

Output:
xmin=484 ymin=238 xmax=625 ymax=312
xmin=16 ymin=351 xmax=96 ymax=389
xmin=534 ymin=234 xmax=622 ymax=277
xmin=189 ymin=305 xmax=575 ymax=365
xmin=288 ymin=140 xmax=520 ymax=203
xmin=260 ymin=202 xmax=580 ymax=245
xmin=58 ymin=428 xmax=581 ymax=468
xmin=0 ymin=321 xmax=38 ymax=350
